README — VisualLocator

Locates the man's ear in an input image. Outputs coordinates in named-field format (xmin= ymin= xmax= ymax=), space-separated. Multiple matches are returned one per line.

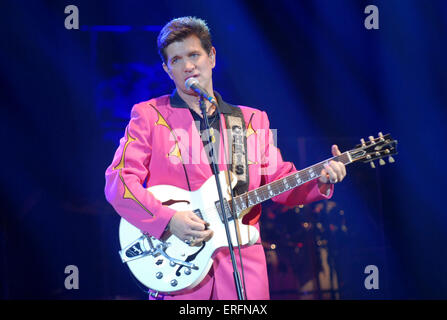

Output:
xmin=162 ymin=63 xmax=173 ymax=80
xmin=209 ymin=47 xmax=216 ymax=68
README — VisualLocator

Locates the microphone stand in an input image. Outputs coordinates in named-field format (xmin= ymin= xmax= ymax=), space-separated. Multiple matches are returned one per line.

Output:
xmin=199 ymin=95 xmax=245 ymax=300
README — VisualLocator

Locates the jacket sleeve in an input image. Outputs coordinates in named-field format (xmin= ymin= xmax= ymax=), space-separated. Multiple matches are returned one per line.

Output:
xmin=259 ymin=111 xmax=333 ymax=206
xmin=104 ymin=102 xmax=176 ymax=239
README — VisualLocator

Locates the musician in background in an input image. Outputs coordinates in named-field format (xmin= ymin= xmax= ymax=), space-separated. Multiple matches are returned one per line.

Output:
xmin=104 ymin=16 xmax=346 ymax=300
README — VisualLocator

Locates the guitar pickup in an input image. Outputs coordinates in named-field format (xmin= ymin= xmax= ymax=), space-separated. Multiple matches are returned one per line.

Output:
xmin=193 ymin=209 xmax=203 ymax=220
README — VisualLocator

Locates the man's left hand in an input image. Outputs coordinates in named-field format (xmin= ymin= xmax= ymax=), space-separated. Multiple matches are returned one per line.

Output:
xmin=318 ymin=145 xmax=347 ymax=184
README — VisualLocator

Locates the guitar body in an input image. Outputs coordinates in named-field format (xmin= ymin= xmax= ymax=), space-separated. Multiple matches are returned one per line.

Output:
xmin=119 ymin=171 xmax=260 ymax=294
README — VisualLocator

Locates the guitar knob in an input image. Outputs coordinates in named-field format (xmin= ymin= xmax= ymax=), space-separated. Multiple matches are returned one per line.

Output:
xmin=184 ymin=268 xmax=191 ymax=275
xmin=379 ymin=159 xmax=386 ymax=166
xmin=170 ymin=279 xmax=178 ymax=287
xmin=156 ymin=272 xmax=163 ymax=279
xmin=388 ymin=156 xmax=395 ymax=163
xmin=170 ymin=261 xmax=176 ymax=267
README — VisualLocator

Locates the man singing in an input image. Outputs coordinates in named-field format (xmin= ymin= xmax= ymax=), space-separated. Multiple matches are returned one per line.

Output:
xmin=105 ymin=16 xmax=346 ymax=300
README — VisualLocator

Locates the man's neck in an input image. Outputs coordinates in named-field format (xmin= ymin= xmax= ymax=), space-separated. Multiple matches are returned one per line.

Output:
xmin=177 ymin=88 xmax=216 ymax=118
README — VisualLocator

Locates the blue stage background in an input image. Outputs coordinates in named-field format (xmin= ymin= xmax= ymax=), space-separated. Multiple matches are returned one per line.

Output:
xmin=1 ymin=0 xmax=446 ymax=299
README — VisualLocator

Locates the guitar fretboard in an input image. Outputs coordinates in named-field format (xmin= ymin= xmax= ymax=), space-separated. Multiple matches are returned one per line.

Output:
xmin=230 ymin=152 xmax=352 ymax=216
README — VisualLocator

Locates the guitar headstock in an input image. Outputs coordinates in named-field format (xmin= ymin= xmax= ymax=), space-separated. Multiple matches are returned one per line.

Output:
xmin=349 ymin=132 xmax=398 ymax=168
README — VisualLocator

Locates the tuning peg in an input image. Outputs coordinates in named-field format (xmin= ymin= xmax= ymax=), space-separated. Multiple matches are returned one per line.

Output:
xmin=388 ymin=156 xmax=395 ymax=163
xmin=360 ymin=138 xmax=366 ymax=146
xmin=379 ymin=159 xmax=386 ymax=165
xmin=369 ymin=136 xmax=375 ymax=143
xmin=370 ymin=161 xmax=376 ymax=169
xmin=378 ymin=132 xmax=385 ymax=141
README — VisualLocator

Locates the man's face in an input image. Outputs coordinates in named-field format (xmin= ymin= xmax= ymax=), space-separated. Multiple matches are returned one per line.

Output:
xmin=163 ymin=35 xmax=216 ymax=95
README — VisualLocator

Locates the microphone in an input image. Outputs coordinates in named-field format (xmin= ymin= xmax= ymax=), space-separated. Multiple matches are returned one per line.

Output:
xmin=185 ymin=77 xmax=218 ymax=106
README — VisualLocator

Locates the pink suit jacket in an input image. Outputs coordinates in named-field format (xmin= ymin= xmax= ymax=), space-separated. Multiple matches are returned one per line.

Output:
xmin=104 ymin=92 xmax=333 ymax=299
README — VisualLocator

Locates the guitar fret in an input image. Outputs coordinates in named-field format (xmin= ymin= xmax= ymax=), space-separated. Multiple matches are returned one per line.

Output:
xmin=248 ymin=193 xmax=254 ymax=206
xmin=257 ymin=189 xmax=263 ymax=201
xmin=288 ymin=175 xmax=297 ymax=188
xmin=235 ymin=199 xmax=241 ymax=212
xmin=259 ymin=188 xmax=266 ymax=197
xmin=238 ymin=197 xmax=245 ymax=210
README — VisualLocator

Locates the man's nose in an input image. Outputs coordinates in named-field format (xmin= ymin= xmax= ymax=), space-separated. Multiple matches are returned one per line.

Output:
xmin=184 ymin=59 xmax=195 ymax=72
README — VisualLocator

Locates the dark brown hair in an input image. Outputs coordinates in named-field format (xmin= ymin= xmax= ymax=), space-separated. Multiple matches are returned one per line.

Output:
xmin=157 ymin=16 xmax=212 ymax=64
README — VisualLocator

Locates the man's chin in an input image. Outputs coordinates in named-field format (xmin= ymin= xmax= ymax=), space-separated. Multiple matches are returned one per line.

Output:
xmin=178 ymin=87 xmax=199 ymax=98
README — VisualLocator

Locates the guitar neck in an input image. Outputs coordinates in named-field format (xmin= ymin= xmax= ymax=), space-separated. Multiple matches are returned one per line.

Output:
xmin=231 ymin=151 xmax=353 ymax=217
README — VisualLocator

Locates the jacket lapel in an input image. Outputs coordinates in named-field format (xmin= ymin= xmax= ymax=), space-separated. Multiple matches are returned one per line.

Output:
xmin=164 ymin=106 xmax=213 ymax=184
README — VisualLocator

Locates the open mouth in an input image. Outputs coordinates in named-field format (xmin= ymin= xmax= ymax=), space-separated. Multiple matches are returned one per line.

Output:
xmin=185 ymin=75 xmax=199 ymax=81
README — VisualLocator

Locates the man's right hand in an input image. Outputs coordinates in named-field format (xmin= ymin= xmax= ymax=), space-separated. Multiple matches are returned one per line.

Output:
xmin=167 ymin=210 xmax=214 ymax=246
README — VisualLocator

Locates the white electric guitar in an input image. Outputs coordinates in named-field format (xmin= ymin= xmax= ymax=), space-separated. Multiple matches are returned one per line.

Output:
xmin=118 ymin=133 xmax=397 ymax=294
